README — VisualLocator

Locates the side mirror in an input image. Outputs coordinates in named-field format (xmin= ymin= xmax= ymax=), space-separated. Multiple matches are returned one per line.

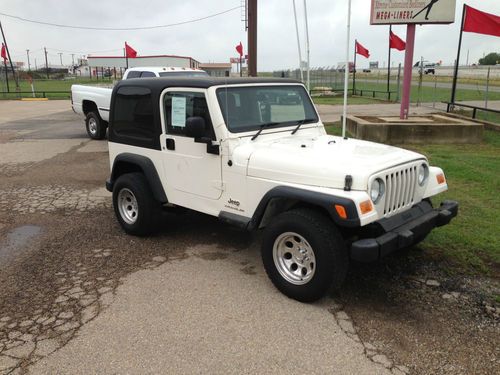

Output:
xmin=185 ymin=116 xmax=206 ymax=138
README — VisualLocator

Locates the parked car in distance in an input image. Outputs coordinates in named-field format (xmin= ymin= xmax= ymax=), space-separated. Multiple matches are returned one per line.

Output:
xmin=424 ymin=64 xmax=436 ymax=75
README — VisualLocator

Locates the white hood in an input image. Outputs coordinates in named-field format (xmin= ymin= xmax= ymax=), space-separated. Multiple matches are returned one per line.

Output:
xmin=239 ymin=134 xmax=424 ymax=191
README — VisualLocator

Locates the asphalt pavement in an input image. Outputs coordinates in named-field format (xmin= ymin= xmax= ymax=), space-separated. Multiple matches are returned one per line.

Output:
xmin=0 ymin=100 xmax=395 ymax=374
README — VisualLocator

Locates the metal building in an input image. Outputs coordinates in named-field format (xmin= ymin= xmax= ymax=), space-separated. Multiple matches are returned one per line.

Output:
xmin=87 ymin=54 xmax=200 ymax=69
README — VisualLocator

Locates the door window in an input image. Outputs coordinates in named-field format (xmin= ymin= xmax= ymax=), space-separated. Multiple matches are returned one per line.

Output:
xmin=163 ymin=92 xmax=215 ymax=139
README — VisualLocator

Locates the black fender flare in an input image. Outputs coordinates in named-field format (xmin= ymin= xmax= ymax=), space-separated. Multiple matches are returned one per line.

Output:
xmin=247 ymin=186 xmax=360 ymax=230
xmin=106 ymin=153 xmax=168 ymax=203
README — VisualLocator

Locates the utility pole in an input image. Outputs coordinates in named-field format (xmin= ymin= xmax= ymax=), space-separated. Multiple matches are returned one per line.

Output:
xmin=247 ymin=0 xmax=257 ymax=76
xmin=44 ymin=47 xmax=49 ymax=79
xmin=71 ymin=53 xmax=75 ymax=67
xmin=58 ymin=52 xmax=63 ymax=66
xmin=26 ymin=49 xmax=31 ymax=72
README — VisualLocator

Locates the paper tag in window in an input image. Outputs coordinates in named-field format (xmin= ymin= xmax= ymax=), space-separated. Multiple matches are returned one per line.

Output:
xmin=171 ymin=96 xmax=187 ymax=127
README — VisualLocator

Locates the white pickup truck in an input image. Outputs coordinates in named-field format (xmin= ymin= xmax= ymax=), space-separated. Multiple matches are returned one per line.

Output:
xmin=71 ymin=67 xmax=208 ymax=139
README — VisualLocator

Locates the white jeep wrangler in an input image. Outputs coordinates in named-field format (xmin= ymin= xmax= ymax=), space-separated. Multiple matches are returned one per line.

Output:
xmin=106 ymin=77 xmax=458 ymax=302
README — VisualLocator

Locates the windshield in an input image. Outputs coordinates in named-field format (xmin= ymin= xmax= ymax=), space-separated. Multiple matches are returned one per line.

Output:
xmin=158 ymin=71 xmax=209 ymax=77
xmin=216 ymin=85 xmax=318 ymax=133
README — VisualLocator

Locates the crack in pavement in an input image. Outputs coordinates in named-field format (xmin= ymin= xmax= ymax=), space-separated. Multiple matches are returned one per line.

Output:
xmin=0 ymin=249 xmax=169 ymax=374
xmin=328 ymin=305 xmax=411 ymax=375
xmin=0 ymin=186 xmax=111 ymax=214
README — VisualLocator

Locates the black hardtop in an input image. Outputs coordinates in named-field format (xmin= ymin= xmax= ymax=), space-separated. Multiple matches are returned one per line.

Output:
xmin=109 ymin=76 xmax=303 ymax=151
xmin=114 ymin=76 xmax=302 ymax=94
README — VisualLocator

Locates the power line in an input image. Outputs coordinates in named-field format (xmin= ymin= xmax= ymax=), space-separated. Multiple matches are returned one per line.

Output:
xmin=0 ymin=6 xmax=241 ymax=31
xmin=45 ymin=47 xmax=122 ymax=54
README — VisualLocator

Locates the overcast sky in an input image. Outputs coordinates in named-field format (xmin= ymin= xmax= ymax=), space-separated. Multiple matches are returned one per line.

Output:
xmin=1 ymin=0 xmax=499 ymax=71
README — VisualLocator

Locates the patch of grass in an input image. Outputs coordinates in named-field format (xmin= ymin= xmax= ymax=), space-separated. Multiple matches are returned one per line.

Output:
xmin=0 ymin=78 xmax=114 ymax=99
xmin=450 ymin=108 xmax=500 ymax=125
xmin=324 ymin=123 xmax=500 ymax=275
xmin=323 ymin=121 xmax=343 ymax=136
xmin=313 ymin=96 xmax=388 ymax=105
xmin=354 ymin=81 xmax=500 ymax=103
xmin=407 ymin=133 xmax=500 ymax=274
xmin=355 ymin=72 xmax=500 ymax=87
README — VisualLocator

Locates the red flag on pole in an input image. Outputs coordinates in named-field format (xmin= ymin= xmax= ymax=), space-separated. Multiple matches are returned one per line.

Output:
xmin=125 ymin=42 xmax=137 ymax=58
xmin=463 ymin=5 xmax=500 ymax=37
xmin=389 ymin=31 xmax=406 ymax=51
xmin=1 ymin=43 xmax=7 ymax=62
xmin=235 ymin=42 xmax=243 ymax=57
xmin=355 ymin=41 xmax=370 ymax=58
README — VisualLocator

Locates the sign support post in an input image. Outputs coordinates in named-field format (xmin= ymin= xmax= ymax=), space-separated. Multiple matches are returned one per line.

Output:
xmin=400 ymin=24 xmax=416 ymax=119
xmin=370 ymin=0 xmax=456 ymax=120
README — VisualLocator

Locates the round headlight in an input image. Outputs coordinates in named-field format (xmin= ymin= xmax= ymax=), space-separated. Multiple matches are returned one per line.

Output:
xmin=370 ymin=178 xmax=385 ymax=204
xmin=418 ymin=164 xmax=429 ymax=186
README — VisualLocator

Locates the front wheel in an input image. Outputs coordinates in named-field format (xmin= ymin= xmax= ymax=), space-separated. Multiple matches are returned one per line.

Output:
xmin=85 ymin=111 xmax=107 ymax=140
xmin=112 ymin=173 xmax=162 ymax=236
xmin=261 ymin=208 xmax=348 ymax=302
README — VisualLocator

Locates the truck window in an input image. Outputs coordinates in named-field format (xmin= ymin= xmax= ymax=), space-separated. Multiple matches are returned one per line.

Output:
xmin=125 ymin=71 xmax=141 ymax=79
xmin=140 ymin=71 xmax=156 ymax=78
xmin=113 ymin=86 xmax=155 ymax=141
xmin=163 ymin=92 xmax=215 ymax=139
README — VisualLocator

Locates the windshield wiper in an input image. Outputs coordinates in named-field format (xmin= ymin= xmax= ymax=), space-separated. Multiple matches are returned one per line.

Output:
xmin=251 ymin=122 xmax=280 ymax=141
xmin=291 ymin=118 xmax=317 ymax=135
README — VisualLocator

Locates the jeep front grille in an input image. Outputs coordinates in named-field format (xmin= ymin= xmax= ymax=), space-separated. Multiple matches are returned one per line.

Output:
xmin=383 ymin=164 xmax=418 ymax=216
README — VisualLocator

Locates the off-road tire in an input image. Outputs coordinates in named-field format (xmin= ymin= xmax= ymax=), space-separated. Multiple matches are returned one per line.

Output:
xmin=261 ymin=208 xmax=348 ymax=302
xmin=112 ymin=173 xmax=162 ymax=236
xmin=85 ymin=111 xmax=107 ymax=140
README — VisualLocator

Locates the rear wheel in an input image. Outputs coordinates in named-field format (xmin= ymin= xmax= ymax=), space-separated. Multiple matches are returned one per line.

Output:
xmin=261 ymin=208 xmax=348 ymax=302
xmin=85 ymin=111 xmax=107 ymax=140
xmin=112 ymin=173 xmax=162 ymax=236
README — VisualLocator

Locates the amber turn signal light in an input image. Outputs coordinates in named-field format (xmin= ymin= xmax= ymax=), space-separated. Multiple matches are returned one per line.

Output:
xmin=359 ymin=200 xmax=373 ymax=215
xmin=436 ymin=174 xmax=446 ymax=184
xmin=335 ymin=204 xmax=347 ymax=219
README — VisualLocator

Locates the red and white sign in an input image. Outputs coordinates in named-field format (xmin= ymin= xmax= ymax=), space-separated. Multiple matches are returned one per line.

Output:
xmin=370 ymin=0 xmax=456 ymax=25
xmin=230 ymin=57 xmax=246 ymax=64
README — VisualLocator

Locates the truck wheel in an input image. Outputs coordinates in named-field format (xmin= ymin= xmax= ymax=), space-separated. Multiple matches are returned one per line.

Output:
xmin=112 ymin=173 xmax=162 ymax=236
xmin=261 ymin=208 xmax=348 ymax=302
xmin=85 ymin=111 xmax=107 ymax=140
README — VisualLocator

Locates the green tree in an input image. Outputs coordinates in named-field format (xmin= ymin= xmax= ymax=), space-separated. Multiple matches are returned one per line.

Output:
xmin=478 ymin=52 xmax=500 ymax=65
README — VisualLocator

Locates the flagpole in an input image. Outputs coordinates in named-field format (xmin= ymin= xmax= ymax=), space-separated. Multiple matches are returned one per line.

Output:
xmin=292 ymin=0 xmax=304 ymax=82
xmin=0 ymin=21 xmax=19 ymax=90
xmin=387 ymin=25 xmax=392 ymax=93
xmin=451 ymin=4 xmax=466 ymax=106
xmin=3 ymin=59 xmax=9 ymax=92
xmin=303 ymin=0 xmax=310 ymax=92
xmin=353 ymin=40 xmax=357 ymax=95
xmin=342 ymin=0 xmax=352 ymax=139
xmin=124 ymin=44 xmax=128 ymax=70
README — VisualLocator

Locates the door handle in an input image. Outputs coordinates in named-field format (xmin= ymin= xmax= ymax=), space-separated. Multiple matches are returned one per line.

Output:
xmin=166 ymin=138 xmax=175 ymax=150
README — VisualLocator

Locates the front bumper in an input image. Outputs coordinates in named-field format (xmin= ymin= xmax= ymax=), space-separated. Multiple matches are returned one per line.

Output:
xmin=350 ymin=200 xmax=458 ymax=262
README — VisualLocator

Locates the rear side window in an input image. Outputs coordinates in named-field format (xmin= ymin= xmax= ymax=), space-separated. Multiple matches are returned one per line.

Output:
xmin=125 ymin=71 xmax=141 ymax=79
xmin=113 ymin=86 xmax=155 ymax=141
